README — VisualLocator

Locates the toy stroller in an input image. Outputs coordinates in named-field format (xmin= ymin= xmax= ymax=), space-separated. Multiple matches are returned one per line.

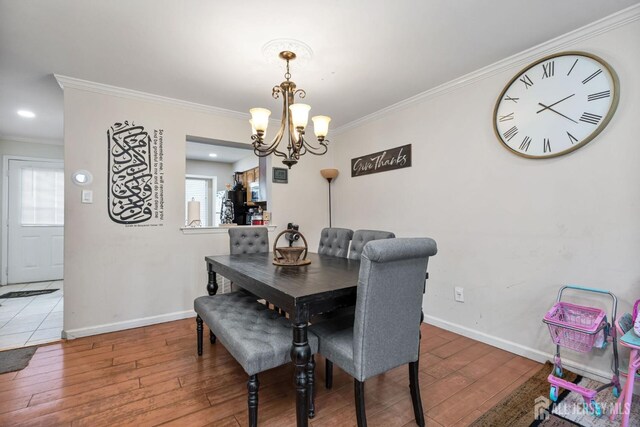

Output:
xmin=542 ymin=285 xmax=621 ymax=416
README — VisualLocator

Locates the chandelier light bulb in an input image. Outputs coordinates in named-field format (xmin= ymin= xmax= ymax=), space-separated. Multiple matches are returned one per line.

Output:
xmin=249 ymin=108 xmax=271 ymax=133
xmin=312 ymin=115 xmax=331 ymax=138
xmin=289 ymin=103 xmax=311 ymax=129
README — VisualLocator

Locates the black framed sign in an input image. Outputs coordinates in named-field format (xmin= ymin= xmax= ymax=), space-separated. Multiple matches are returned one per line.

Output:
xmin=272 ymin=167 xmax=288 ymax=183
xmin=351 ymin=144 xmax=412 ymax=177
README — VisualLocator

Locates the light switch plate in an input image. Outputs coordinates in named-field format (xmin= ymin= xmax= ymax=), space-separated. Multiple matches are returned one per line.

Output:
xmin=81 ymin=190 xmax=93 ymax=204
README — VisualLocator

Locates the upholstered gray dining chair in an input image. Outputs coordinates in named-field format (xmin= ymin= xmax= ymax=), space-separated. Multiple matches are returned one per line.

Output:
xmin=310 ymin=237 xmax=437 ymax=427
xmin=348 ymin=229 xmax=395 ymax=260
xmin=229 ymin=227 xmax=269 ymax=255
xmin=322 ymin=228 xmax=395 ymax=387
xmin=317 ymin=227 xmax=354 ymax=258
xmin=205 ymin=227 xmax=270 ymax=346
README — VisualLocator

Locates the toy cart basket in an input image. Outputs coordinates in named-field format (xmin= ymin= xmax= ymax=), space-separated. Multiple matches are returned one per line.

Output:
xmin=543 ymin=301 xmax=607 ymax=353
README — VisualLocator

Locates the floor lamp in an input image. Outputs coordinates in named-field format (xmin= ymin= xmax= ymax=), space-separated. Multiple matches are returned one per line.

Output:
xmin=320 ymin=168 xmax=339 ymax=227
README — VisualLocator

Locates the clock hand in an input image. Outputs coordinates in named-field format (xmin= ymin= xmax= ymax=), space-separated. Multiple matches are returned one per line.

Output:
xmin=536 ymin=94 xmax=575 ymax=114
xmin=537 ymin=103 xmax=578 ymax=123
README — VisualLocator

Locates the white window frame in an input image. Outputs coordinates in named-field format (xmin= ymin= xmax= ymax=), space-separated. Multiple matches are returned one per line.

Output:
xmin=185 ymin=174 xmax=216 ymax=227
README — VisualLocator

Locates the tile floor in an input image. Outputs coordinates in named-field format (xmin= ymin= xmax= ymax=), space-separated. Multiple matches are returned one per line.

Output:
xmin=0 ymin=280 xmax=63 ymax=350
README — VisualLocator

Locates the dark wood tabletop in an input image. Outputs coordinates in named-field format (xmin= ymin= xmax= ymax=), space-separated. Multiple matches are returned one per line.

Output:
xmin=205 ymin=252 xmax=361 ymax=322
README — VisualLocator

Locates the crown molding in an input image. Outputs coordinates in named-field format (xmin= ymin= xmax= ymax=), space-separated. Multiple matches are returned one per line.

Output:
xmin=0 ymin=134 xmax=63 ymax=146
xmin=333 ymin=4 xmax=640 ymax=135
xmin=54 ymin=75 xmax=250 ymax=121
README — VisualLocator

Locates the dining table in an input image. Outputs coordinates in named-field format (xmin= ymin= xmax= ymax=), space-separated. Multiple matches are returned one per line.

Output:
xmin=204 ymin=251 xmax=361 ymax=427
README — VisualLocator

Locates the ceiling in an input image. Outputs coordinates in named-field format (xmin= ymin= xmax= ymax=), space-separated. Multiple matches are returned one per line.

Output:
xmin=186 ymin=141 xmax=254 ymax=164
xmin=1 ymin=0 xmax=638 ymax=144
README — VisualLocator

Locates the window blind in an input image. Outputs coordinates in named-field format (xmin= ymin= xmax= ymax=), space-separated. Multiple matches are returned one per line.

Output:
xmin=21 ymin=167 xmax=65 ymax=226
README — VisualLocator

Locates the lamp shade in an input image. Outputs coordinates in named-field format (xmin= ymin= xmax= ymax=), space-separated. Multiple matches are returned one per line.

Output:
xmin=289 ymin=103 xmax=311 ymax=129
xmin=320 ymin=168 xmax=339 ymax=180
xmin=312 ymin=115 xmax=331 ymax=138
xmin=249 ymin=108 xmax=271 ymax=132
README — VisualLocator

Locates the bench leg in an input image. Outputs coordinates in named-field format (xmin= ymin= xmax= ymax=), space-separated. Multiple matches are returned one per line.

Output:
xmin=210 ymin=330 xmax=217 ymax=344
xmin=307 ymin=355 xmax=316 ymax=418
xmin=248 ymin=374 xmax=259 ymax=427
xmin=196 ymin=315 xmax=203 ymax=356
xmin=325 ymin=359 xmax=333 ymax=389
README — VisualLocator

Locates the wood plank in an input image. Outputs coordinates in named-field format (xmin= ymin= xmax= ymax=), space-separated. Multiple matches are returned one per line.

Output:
xmin=13 ymin=379 xmax=181 ymax=427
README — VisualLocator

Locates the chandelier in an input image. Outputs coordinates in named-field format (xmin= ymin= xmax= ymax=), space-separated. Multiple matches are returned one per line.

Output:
xmin=249 ymin=51 xmax=331 ymax=169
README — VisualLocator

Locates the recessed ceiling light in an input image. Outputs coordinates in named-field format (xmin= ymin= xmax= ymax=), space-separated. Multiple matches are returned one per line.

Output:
xmin=209 ymin=153 xmax=218 ymax=158
xmin=17 ymin=110 xmax=35 ymax=118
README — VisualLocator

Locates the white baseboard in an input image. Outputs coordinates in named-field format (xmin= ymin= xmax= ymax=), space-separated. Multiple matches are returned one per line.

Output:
xmin=424 ymin=314 xmax=618 ymax=385
xmin=62 ymin=310 xmax=196 ymax=339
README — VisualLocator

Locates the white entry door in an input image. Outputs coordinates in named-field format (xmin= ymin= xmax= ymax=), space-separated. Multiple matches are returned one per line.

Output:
xmin=7 ymin=160 xmax=64 ymax=284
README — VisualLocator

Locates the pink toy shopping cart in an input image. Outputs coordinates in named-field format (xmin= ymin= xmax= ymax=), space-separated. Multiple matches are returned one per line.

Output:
xmin=542 ymin=285 xmax=621 ymax=417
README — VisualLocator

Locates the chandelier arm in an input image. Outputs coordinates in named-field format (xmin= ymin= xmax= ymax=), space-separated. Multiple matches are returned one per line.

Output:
xmin=298 ymin=135 xmax=329 ymax=156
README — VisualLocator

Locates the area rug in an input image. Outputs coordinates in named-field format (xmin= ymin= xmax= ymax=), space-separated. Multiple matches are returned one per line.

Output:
xmin=0 ymin=346 xmax=37 ymax=374
xmin=0 ymin=289 xmax=59 ymax=299
xmin=551 ymin=377 xmax=640 ymax=426
xmin=469 ymin=361 xmax=580 ymax=427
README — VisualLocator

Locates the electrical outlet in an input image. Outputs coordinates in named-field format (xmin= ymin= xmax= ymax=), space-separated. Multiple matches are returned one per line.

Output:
xmin=454 ymin=287 xmax=464 ymax=302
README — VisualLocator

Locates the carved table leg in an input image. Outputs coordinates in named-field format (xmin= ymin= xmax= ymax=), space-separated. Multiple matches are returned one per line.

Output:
xmin=291 ymin=322 xmax=310 ymax=427
xmin=307 ymin=355 xmax=316 ymax=418
xmin=207 ymin=262 xmax=218 ymax=296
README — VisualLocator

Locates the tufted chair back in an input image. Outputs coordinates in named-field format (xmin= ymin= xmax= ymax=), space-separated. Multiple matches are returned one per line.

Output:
xmin=348 ymin=229 xmax=395 ymax=261
xmin=229 ymin=227 xmax=269 ymax=255
xmin=317 ymin=227 xmax=354 ymax=258
xmin=352 ymin=238 xmax=437 ymax=381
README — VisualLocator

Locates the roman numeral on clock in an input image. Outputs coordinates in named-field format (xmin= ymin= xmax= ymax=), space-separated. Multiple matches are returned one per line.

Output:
xmin=567 ymin=58 xmax=579 ymax=76
xmin=519 ymin=74 xmax=534 ymax=89
xmin=503 ymin=95 xmax=519 ymax=103
xmin=519 ymin=136 xmax=531 ymax=152
xmin=587 ymin=90 xmax=610 ymax=101
xmin=579 ymin=112 xmax=602 ymax=125
xmin=543 ymin=138 xmax=551 ymax=153
xmin=582 ymin=69 xmax=602 ymax=84
xmin=567 ymin=132 xmax=578 ymax=145
xmin=503 ymin=126 xmax=518 ymax=141
xmin=498 ymin=112 xmax=514 ymax=122
xmin=542 ymin=61 xmax=554 ymax=79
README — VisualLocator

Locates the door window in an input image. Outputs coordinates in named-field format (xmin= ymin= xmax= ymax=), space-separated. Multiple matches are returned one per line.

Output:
xmin=20 ymin=167 xmax=64 ymax=226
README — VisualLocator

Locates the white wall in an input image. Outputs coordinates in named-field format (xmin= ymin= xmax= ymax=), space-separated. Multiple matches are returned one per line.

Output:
xmin=231 ymin=153 xmax=259 ymax=174
xmin=61 ymin=85 xmax=329 ymax=337
xmin=0 ymin=139 xmax=64 ymax=279
xmin=185 ymin=159 xmax=233 ymax=192
xmin=332 ymin=20 xmax=640 ymax=379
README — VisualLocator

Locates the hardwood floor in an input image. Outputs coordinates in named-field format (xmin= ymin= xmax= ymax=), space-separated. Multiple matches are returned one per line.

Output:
xmin=0 ymin=319 xmax=541 ymax=426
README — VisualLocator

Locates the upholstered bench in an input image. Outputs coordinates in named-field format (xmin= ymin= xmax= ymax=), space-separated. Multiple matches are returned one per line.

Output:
xmin=194 ymin=292 xmax=318 ymax=426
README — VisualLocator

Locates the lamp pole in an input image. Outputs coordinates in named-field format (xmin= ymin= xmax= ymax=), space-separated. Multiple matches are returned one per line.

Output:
xmin=320 ymin=169 xmax=339 ymax=227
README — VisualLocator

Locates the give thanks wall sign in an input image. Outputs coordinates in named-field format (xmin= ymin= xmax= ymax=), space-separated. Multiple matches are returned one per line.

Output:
xmin=351 ymin=144 xmax=412 ymax=177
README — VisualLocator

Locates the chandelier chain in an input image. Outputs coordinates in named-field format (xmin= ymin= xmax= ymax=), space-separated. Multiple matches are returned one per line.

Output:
xmin=284 ymin=59 xmax=291 ymax=80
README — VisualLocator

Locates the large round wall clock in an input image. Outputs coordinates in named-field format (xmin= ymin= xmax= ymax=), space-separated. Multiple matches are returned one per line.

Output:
xmin=493 ymin=51 xmax=619 ymax=159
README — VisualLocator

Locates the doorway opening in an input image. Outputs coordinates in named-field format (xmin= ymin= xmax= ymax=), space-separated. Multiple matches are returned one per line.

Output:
xmin=0 ymin=157 xmax=64 ymax=350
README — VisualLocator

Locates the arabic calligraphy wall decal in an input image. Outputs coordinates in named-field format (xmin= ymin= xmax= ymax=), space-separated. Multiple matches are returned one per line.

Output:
xmin=107 ymin=121 xmax=164 ymax=226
